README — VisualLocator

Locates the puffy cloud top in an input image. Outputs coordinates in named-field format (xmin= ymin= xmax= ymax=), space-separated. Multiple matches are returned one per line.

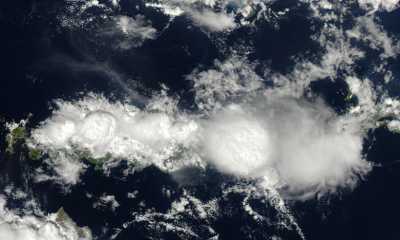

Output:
xmin=188 ymin=9 xmax=236 ymax=31
xmin=30 ymin=92 xmax=371 ymax=199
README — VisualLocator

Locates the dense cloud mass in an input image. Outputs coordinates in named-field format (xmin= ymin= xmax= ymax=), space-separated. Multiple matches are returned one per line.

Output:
xmin=202 ymin=104 xmax=272 ymax=176
xmin=29 ymin=89 xmax=371 ymax=198
xmin=30 ymin=93 xmax=201 ymax=175
xmin=203 ymin=98 xmax=371 ymax=197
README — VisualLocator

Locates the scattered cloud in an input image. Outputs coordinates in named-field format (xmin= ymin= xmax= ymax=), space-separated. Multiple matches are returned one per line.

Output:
xmin=187 ymin=57 xmax=263 ymax=112
xmin=358 ymin=0 xmax=400 ymax=12
xmin=21 ymin=0 xmax=400 ymax=201
xmin=346 ymin=16 xmax=400 ymax=58
xmin=0 ymin=195 xmax=92 ymax=240
xmin=188 ymin=9 xmax=236 ymax=32
xmin=102 ymin=15 xmax=157 ymax=49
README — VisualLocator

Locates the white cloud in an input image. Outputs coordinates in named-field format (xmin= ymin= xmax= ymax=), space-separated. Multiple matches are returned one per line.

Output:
xmin=145 ymin=0 xmax=219 ymax=18
xmin=346 ymin=16 xmax=400 ymax=58
xmin=202 ymin=104 xmax=272 ymax=176
xmin=29 ymin=90 xmax=372 ymax=198
xmin=187 ymin=57 xmax=263 ymax=112
xmin=28 ymin=0 xmax=400 ymax=199
xmin=116 ymin=15 xmax=156 ymax=39
xmin=93 ymin=194 xmax=120 ymax=211
xmin=0 ymin=196 xmax=92 ymax=240
xmin=188 ymin=9 xmax=236 ymax=31
xmin=110 ymin=0 xmax=119 ymax=7
xmin=307 ymin=1 xmax=400 ymax=132
xmin=51 ymin=153 xmax=86 ymax=185
xmin=202 ymin=98 xmax=371 ymax=197
xmin=144 ymin=0 xmax=282 ymax=27
xmin=145 ymin=2 xmax=185 ymax=17
xmin=358 ymin=0 xmax=400 ymax=12
xmin=110 ymin=15 xmax=157 ymax=49
xmin=30 ymin=93 xmax=202 ymax=177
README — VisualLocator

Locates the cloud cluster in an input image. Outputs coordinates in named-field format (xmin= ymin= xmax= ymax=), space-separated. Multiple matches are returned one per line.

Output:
xmin=29 ymin=89 xmax=371 ymax=198
xmin=202 ymin=97 xmax=371 ymax=197
xmin=187 ymin=57 xmax=263 ymax=112
xmin=30 ymin=93 xmax=201 ymax=177
xmin=28 ymin=0 xmax=400 ymax=199
xmin=101 ymin=15 xmax=157 ymax=49
xmin=188 ymin=9 xmax=236 ymax=32
xmin=143 ymin=0 xmax=276 ymax=29
xmin=347 ymin=16 xmax=400 ymax=59
xmin=202 ymin=104 xmax=272 ymax=176
xmin=0 ymin=196 xmax=92 ymax=240
xmin=358 ymin=0 xmax=400 ymax=12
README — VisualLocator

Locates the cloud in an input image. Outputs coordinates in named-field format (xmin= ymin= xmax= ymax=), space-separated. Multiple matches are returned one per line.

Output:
xmin=34 ymin=152 xmax=85 ymax=186
xmin=144 ymin=0 xmax=284 ymax=27
xmin=201 ymin=97 xmax=371 ymax=198
xmin=0 ymin=196 xmax=92 ymax=240
xmin=93 ymin=194 xmax=120 ymax=211
xmin=116 ymin=15 xmax=156 ymax=40
xmin=29 ymin=88 xmax=372 ymax=199
xmin=110 ymin=0 xmax=119 ymax=7
xmin=358 ymin=0 xmax=400 ymax=12
xmin=187 ymin=57 xmax=263 ymax=112
xmin=188 ymin=9 xmax=236 ymax=32
xmin=202 ymin=104 xmax=272 ymax=176
xmin=346 ymin=16 xmax=400 ymax=59
xmin=30 ymin=93 xmax=202 ymax=179
xmin=28 ymin=1 xmax=400 ymax=198
xmin=102 ymin=15 xmax=157 ymax=49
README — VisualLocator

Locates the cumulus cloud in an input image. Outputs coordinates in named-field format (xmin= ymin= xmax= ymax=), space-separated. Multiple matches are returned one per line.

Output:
xmin=33 ymin=152 xmax=85 ymax=186
xmin=187 ymin=57 xmax=263 ymax=112
xmin=346 ymin=16 xmax=400 ymax=58
xmin=358 ymin=0 xmax=400 ymax=12
xmin=93 ymin=194 xmax=120 ymax=211
xmin=27 ymin=14 xmax=393 ymax=197
xmin=30 ymin=93 xmax=201 ymax=177
xmin=0 ymin=196 xmax=92 ymax=240
xmin=29 ymin=88 xmax=372 ymax=198
xmin=101 ymin=15 xmax=157 ymax=49
xmin=144 ymin=0 xmax=281 ymax=27
xmin=307 ymin=0 xmax=400 ymax=132
xmin=31 ymin=0 xmax=400 ymax=198
xmin=110 ymin=0 xmax=119 ymax=7
xmin=202 ymin=104 xmax=272 ymax=176
xmin=188 ymin=9 xmax=236 ymax=32
xmin=201 ymin=97 xmax=371 ymax=198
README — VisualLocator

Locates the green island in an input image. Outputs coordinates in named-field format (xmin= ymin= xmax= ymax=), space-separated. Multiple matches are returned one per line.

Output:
xmin=6 ymin=126 xmax=27 ymax=154
xmin=56 ymin=207 xmax=92 ymax=240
